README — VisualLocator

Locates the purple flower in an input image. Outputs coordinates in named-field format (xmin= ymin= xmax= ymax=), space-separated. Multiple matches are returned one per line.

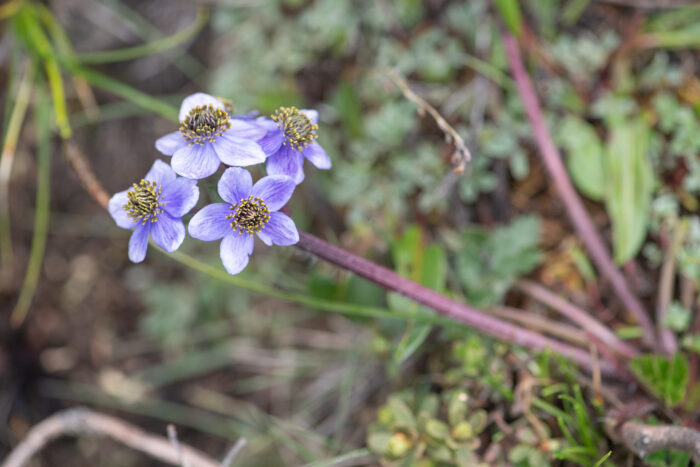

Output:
xmin=188 ymin=167 xmax=299 ymax=275
xmin=264 ymin=106 xmax=331 ymax=184
xmin=108 ymin=160 xmax=199 ymax=263
xmin=155 ymin=93 xmax=267 ymax=179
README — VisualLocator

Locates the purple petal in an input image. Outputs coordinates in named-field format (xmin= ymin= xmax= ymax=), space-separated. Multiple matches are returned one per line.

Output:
xmin=188 ymin=203 xmax=232 ymax=241
xmin=145 ymin=159 xmax=177 ymax=186
xmin=300 ymin=109 xmax=319 ymax=125
xmin=171 ymin=143 xmax=220 ymax=179
xmin=232 ymin=111 xmax=260 ymax=121
xmin=220 ymin=233 xmax=254 ymax=275
xmin=228 ymin=119 xmax=267 ymax=140
xmin=109 ymin=190 xmax=135 ymax=230
xmin=218 ymin=167 xmax=252 ymax=204
xmin=151 ymin=212 xmax=185 ymax=253
xmin=257 ymin=129 xmax=284 ymax=156
xmin=250 ymin=175 xmax=295 ymax=211
xmin=213 ymin=135 xmax=267 ymax=167
xmin=266 ymin=145 xmax=305 ymax=185
xmin=128 ymin=224 xmax=151 ymax=263
xmin=155 ymin=131 xmax=187 ymax=156
xmin=257 ymin=212 xmax=299 ymax=246
xmin=179 ymin=93 xmax=225 ymax=122
xmin=162 ymin=178 xmax=199 ymax=217
xmin=302 ymin=142 xmax=331 ymax=170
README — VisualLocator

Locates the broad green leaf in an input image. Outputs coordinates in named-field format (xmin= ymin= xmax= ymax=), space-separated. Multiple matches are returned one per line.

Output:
xmin=630 ymin=354 xmax=689 ymax=406
xmin=604 ymin=118 xmax=654 ymax=265
xmin=559 ymin=116 xmax=605 ymax=201
xmin=389 ymin=226 xmax=447 ymax=366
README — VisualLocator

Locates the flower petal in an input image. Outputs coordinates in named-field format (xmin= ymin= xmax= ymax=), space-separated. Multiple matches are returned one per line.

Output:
xmin=162 ymin=178 xmax=199 ymax=217
xmin=257 ymin=128 xmax=284 ymax=156
xmin=257 ymin=212 xmax=299 ymax=246
xmin=109 ymin=190 xmax=135 ymax=230
xmin=128 ymin=224 xmax=151 ymax=263
xmin=214 ymin=135 xmax=267 ymax=167
xmin=155 ymin=131 xmax=187 ymax=156
xmin=179 ymin=93 xmax=225 ymax=122
xmin=266 ymin=145 xmax=305 ymax=185
xmin=188 ymin=203 xmax=232 ymax=241
xmin=302 ymin=142 xmax=331 ymax=170
xmin=220 ymin=233 xmax=254 ymax=275
xmin=218 ymin=167 xmax=252 ymax=204
xmin=171 ymin=143 xmax=220 ymax=179
xmin=228 ymin=119 xmax=267 ymax=140
xmin=145 ymin=159 xmax=177 ymax=185
xmin=250 ymin=175 xmax=296 ymax=211
xmin=150 ymin=212 xmax=185 ymax=253
xmin=301 ymin=109 xmax=318 ymax=125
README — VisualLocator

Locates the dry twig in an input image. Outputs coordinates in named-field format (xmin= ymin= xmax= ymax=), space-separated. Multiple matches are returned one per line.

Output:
xmin=621 ymin=421 xmax=700 ymax=463
xmin=1 ymin=407 xmax=219 ymax=467
xmin=384 ymin=68 xmax=472 ymax=174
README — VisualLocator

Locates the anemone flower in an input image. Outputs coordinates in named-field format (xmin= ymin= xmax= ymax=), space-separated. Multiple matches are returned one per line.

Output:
xmin=188 ymin=167 xmax=298 ymax=274
xmin=263 ymin=106 xmax=331 ymax=184
xmin=155 ymin=93 xmax=267 ymax=179
xmin=109 ymin=160 xmax=199 ymax=262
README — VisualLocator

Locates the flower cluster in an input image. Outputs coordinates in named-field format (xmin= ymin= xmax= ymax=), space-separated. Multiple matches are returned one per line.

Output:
xmin=109 ymin=93 xmax=331 ymax=274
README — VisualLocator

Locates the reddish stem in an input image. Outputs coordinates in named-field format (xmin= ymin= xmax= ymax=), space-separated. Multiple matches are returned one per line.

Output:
xmin=502 ymin=32 xmax=657 ymax=348
xmin=296 ymin=232 xmax=625 ymax=380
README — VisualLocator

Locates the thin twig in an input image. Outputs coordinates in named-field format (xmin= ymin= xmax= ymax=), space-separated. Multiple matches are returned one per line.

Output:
xmin=62 ymin=139 xmax=110 ymax=209
xmin=516 ymin=280 xmax=639 ymax=359
xmin=167 ymin=424 xmax=191 ymax=467
xmin=1 ymin=407 xmax=219 ymax=467
xmin=621 ymin=421 xmax=700 ymax=463
xmin=488 ymin=305 xmax=588 ymax=346
xmin=384 ymin=68 xmax=472 ymax=174
xmin=502 ymin=32 xmax=657 ymax=348
xmin=220 ymin=438 xmax=247 ymax=467
xmin=656 ymin=219 xmax=687 ymax=355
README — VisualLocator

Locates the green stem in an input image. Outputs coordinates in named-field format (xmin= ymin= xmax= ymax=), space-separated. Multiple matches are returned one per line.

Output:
xmin=11 ymin=86 xmax=51 ymax=326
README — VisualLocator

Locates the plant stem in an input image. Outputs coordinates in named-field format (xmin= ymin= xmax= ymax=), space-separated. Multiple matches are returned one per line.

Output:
xmin=296 ymin=231 xmax=622 ymax=379
xmin=502 ymin=32 xmax=657 ymax=348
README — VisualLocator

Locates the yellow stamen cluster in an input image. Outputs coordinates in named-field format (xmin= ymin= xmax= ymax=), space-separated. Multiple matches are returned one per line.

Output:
xmin=271 ymin=106 xmax=318 ymax=151
xmin=123 ymin=179 xmax=165 ymax=225
xmin=179 ymin=105 xmax=231 ymax=145
xmin=226 ymin=195 xmax=270 ymax=235
xmin=216 ymin=96 xmax=234 ymax=115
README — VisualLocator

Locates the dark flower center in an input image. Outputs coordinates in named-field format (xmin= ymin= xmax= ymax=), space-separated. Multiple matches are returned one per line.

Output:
xmin=271 ymin=106 xmax=318 ymax=151
xmin=179 ymin=105 xmax=231 ymax=145
xmin=123 ymin=179 xmax=165 ymax=225
xmin=226 ymin=195 xmax=270 ymax=235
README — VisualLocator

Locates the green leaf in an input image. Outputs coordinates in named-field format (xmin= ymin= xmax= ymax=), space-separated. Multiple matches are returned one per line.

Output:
xmin=389 ymin=226 xmax=447 ymax=366
xmin=425 ymin=419 xmax=450 ymax=441
xmin=558 ymin=116 xmax=605 ymax=201
xmin=494 ymin=0 xmax=522 ymax=37
xmin=593 ymin=451 xmax=612 ymax=467
xmin=630 ymin=354 xmax=689 ymax=406
xmin=663 ymin=302 xmax=692 ymax=332
xmin=604 ymin=118 xmax=654 ymax=265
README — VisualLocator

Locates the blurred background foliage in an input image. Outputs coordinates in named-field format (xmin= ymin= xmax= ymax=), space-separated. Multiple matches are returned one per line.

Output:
xmin=3 ymin=0 xmax=700 ymax=465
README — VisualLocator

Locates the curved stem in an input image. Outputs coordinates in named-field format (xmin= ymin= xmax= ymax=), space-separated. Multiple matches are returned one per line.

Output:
xmin=296 ymin=231 xmax=623 ymax=379
xmin=502 ymin=32 xmax=657 ymax=348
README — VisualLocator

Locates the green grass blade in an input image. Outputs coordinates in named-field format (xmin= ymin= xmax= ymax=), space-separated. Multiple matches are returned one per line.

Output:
xmin=494 ymin=0 xmax=522 ymax=38
xmin=165 ymin=250 xmax=466 ymax=328
xmin=0 ymin=59 xmax=33 ymax=271
xmin=64 ymin=64 xmax=178 ymax=121
xmin=76 ymin=8 xmax=209 ymax=64
xmin=11 ymin=85 xmax=51 ymax=326
xmin=593 ymin=450 xmax=612 ymax=467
